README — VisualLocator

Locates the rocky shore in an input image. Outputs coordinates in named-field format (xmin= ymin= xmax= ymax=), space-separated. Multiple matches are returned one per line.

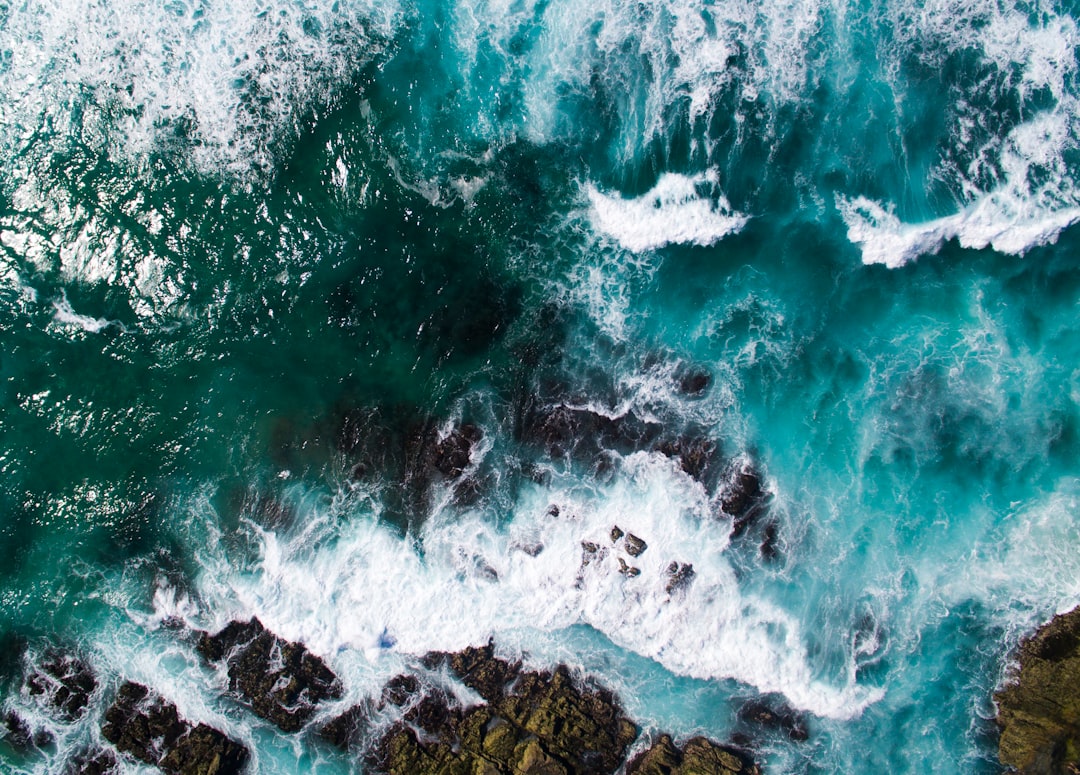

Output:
xmin=2 ymin=623 xmax=773 ymax=774
xmin=996 ymin=606 xmax=1080 ymax=774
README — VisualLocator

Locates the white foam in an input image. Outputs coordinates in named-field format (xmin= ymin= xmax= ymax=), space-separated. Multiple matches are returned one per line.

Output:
xmin=513 ymin=0 xmax=824 ymax=158
xmin=0 ymin=0 xmax=400 ymax=178
xmin=839 ymin=187 xmax=1080 ymax=268
xmin=586 ymin=170 xmax=749 ymax=253
xmin=841 ymin=3 xmax=1080 ymax=266
xmin=51 ymin=293 xmax=117 ymax=334
xmin=188 ymin=449 xmax=880 ymax=721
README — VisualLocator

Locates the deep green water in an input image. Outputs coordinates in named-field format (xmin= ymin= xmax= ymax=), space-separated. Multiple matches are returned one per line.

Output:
xmin=1 ymin=0 xmax=1080 ymax=771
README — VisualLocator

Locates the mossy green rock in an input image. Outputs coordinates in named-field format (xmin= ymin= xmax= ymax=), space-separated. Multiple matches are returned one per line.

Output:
xmin=374 ymin=653 xmax=636 ymax=775
xmin=627 ymin=734 xmax=761 ymax=775
xmin=996 ymin=606 xmax=1080 ymax=774
xmin=372 ymin=645 xmax=763 ymax=775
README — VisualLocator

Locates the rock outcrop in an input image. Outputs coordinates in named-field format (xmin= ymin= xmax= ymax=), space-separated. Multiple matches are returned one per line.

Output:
xmin=996 ymin=606 xmax=1080 ymax=774
xmin=102 ymin=681 xmax=247 ymax=775
xmin=372 ymin=643 xmax=638 ymax=775
xmin=3 ymin=648 xmax=98 ymax=751
xmin=196 ymin=617 xmax=343 ymax=732
xmin=626 ymin=734 xmax=761 ymax=774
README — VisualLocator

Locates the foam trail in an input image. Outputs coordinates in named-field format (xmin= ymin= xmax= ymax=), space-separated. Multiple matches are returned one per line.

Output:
xmin=187 ymin=452 xmax=880 ymax=722
xmin=51 ymin=294 xmax=116 ymax=334
xmin=587 ymin=170 xmax=750 ymax=253
xmin=841 ymin=3 xmax=1080 ymax=266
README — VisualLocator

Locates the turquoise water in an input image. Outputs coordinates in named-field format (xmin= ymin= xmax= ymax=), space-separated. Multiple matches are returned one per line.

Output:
xmin=1 ymin=0 xmax=1080 ymax=771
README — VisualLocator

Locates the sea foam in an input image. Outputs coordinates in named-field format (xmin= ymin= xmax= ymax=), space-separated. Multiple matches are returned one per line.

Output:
xmin=179 ymin=448 xmax=881 ymax=723
xmin=587 ymin=171 xmax=749 ymax=253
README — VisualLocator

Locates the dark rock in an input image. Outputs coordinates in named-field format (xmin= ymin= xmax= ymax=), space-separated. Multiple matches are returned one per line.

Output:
xmin=196 ymin=617 xmax=343 ymax=732
xmin=26 ymin=650 xmax=97 ymax=721
xmin=664 ymin=562 xmax=696 ymax=595
xmin=4 ymin=710 xmax=51 ymax=749
xmin=719 ymin=461 xmax=771 ymax=536
xmin=102 ymin=681 xmax=248 ymax=775
xmin=760 ymin=522 xmax=780 ymax=561
xmin=547 ymin=505 xmax=561 ymax=518
xmin=66 ymin=748 xmax=118 ymax=775
xmin=375 ymin=653 xmax=637 ymax=775
xmin=996 ymin=606 xmax=1080 ymax=773
xmin=610 ymin=525 xmax=625 ymax=543
xmin=737 ymin=697 xmax=809 ymax=742
xmin=381 ymin=674 xmax=420 ymax=707
xmin=624 ymin=533 xmax=647 ymax=557
xmin=617 ymin=558 xmax=641 ymax=578
xmin=678 ymin=369 xmax=712 ymax=396
xmin=498 ymin=665 xmax=638 ymax=774
xmin=422 ymin=640 xmax=520 ymax=704
xmin=433 ymin=424 xmax=481 ymax=478
xmin=320 ymin=704 xmax=369 ymax=749
xmin=160 ymin=723 xmax=250 ymax=775
xmin=625 ymin=734 xmax=682 ymax=773
xmin=627 ymin=734 xmax=761 ymax=774
xmin=583 ymin=539 xmax=600 ymax=569
xmin=655 ymin=437 xmax=719 ymax=483
xmin=404 ymin=690 xmax=459 ymax=739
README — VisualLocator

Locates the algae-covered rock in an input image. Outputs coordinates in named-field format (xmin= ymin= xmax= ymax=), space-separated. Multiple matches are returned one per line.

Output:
xmin=424 ymin=640 xmax=521 ymax=703
xmin=369 ymin=644 xmax=763 ymax=775
xmin=373 ymin=651 xmax=637 ymax=775
xmin=101 ymin=681 xmax=248 ymax=775
xmin=627 ymin=734 xmax=761 ymax=775
xmin=996 ymin=606 xmax=1080 ymax=774
xmin=196 ymin=617 xmax=342 ymax=732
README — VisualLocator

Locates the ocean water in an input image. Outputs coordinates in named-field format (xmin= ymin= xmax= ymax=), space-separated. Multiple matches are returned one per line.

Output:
xmin=1 ymin=0 xmax=1079 ymax=771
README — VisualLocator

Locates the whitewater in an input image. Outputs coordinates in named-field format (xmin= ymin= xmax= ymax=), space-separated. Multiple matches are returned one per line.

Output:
xmin=1 ymin=0 xmax=1079 ymax=771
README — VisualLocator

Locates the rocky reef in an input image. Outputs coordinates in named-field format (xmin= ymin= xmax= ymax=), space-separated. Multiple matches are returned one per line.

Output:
xmin=996 ymin=606 xmax=1080 ymax=774
xmin=102 ymin=681 xmax=247 ymax=775
xmin=4 ymin=620 xmax=773 ymax=775
xmin=196 ymin=617 xmax=344 ymax=732
xmin=363 ymin=641 xmax=678 ymax=775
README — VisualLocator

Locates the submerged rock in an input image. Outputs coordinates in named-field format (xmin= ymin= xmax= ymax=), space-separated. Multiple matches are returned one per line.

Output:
xmin=26 ymin=650 xmax=97 ymax=722
xmin=664 ymin=562 xmax=696 ymax=595
xmin=433 ymin=424 xmax=482 ymax=478
xmin=996 ymin=606 xmax=1080 ymax=773
xmin=519 ymin=403 xmax=662 ymax=462
xmin=627 ymin=734 xmax=761 ymax=774
xmin=718 ymin=461 xmax=771 ymax=536
xmin=101 ymin=681 xmax=247 ymax=775
xmin=196 ymin=617 xmax=343 ymax=732
xmin=737 ymin=696 xmax=809 ymax=742
xmin=66 ymin=748 xmax=118 ymax=775
xmin=3 ymin=710 xmax=51 ymax=750
xmin=655 ymin=437 xmax=720 ymax=484
xmin=677 ymin=368 xmax=712 ymax=396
